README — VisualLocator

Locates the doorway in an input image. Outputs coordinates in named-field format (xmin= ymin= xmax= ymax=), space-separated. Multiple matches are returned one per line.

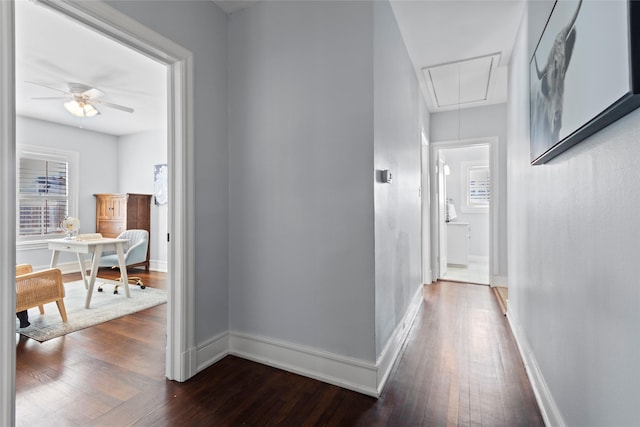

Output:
xmin=430 ymin=137 xmax=498 ymax=286
xmin=1 ymin=1 xmax=196 ymax=423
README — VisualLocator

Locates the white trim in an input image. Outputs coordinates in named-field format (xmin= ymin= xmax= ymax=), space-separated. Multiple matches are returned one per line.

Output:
xmin=459 ymin=160 xmax=490 ymax=213
xmin=376 ymin=284 xmax=423 ymax=393
xmin=430 ymin=137 xmax=500 ymax=282
xmin=29 ymin=0 xmax=196 ymax=382
xmin=0 ymin=2 xmax=16 ymax=424
xmin=507 ymin=301 xmax=566 ymax=427
xmin=196 ymin=331 xmax=229 ymax=372
xmin=196 ymin=287 xmax=424 ymax=399
xmin=421 ymin=144 xmax=431 ymax=285
xmin=149 ymin=259 xmax=168 ymax=272
xmin=229 ymin=332 xmax=379 ymax=397
xmin=30 ymin=259 xmax=168 ymax=275
xmin=490 ymin=275 xmax=508 ymax=287
xmin=32 ymin=260 xmax=87 ymax=274
xmin=16 ymin=144 xmax=79 ymax=243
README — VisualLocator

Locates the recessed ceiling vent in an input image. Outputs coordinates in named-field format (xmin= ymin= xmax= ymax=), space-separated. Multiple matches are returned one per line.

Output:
xmin=423 ymin=53 xmax=500 ymax=110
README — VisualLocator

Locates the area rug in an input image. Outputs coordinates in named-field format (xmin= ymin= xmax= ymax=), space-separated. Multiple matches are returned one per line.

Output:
xmin=16 ymin=280 xmax=167 ymax=342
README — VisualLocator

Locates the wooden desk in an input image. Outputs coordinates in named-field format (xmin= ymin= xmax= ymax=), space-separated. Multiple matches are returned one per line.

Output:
xmin=48 ymin=238 xmax=130 ymax=308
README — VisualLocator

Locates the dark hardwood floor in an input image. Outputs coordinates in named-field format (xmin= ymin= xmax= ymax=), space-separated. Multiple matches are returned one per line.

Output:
xmin=16 ymin=277 xmax=543 ymax=426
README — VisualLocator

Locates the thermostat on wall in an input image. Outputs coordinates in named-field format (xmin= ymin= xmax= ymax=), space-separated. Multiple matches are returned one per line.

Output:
xmin=381 ymin=169 xmax=392 ymax=183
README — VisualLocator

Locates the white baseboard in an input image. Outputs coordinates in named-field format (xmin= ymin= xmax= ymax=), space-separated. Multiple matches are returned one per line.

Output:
xmin=491 ymin=275 xmax=508 ymax=287
xmin=194 ymin=286 xmax=424 ymax=399
xmin=229 ymin=331 xmax=379 ymax=396
xmin=34 ymin=260 xmax=88 ymax=274
xmin=507 ymin=301 xmax=566 ymax=427
xmin=424 ymin=269 xmax=433 ymax=284
xmin=149 ymin=259 xmax=168 ymax=272
xmin=196 ymin=331 xmax=229 ymax=372
xmin=36 ymin=259 xmax=168 ymax=274
xmin=376 ymin=284 xmax=423 ymax=393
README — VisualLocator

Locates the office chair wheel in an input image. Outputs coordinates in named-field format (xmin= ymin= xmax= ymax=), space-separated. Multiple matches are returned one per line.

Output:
xmin=98 ymin=286 xmax=103 ymax=292
xmin=140 ymin=285 xmax=146 ymax=289
xmin=114 ymin=285 xmax=119 ymax=295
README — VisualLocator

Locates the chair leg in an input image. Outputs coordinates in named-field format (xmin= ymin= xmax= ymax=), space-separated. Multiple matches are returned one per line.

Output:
xmin=38 ymin=305 xmax=45 ymax=315
xmin=115 ymin=276 xmax=145 ymax=289
xmin=56 ymin=299 xmax=68 ymax=322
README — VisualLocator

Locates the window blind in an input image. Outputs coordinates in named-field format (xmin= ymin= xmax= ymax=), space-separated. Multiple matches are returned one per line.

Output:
xmin=18 ymin=157 xmax=68 ymax=236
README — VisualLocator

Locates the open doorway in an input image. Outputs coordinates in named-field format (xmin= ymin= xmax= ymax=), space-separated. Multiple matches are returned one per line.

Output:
xmin=1 ymin=2 xmax=196 ymax=422
xmin=430 ymin=137 xmax=498 ymax=286
xmin=14 ymin=0 xmax=168 ymax=281
xmin=13 ymin=0 xmax=171 ymax=401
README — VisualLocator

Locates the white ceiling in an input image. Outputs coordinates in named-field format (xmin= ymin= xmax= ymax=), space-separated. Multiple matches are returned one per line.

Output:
xmin=390 ymin=0 xmax=525 ymax=112
xmin=214 ymin=0 xmax=525 ymax=112
xmin=15 ymin=0 xmax=167 ymax=137
xmin=15 ymin=0 xmax=525 ymax=136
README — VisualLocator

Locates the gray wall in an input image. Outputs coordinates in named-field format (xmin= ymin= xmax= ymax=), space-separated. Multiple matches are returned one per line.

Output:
xmin=16 ymin=120 xmax=169 ymax=271
xmin=118 ymin=130 xmax=168 ymax=270
xmin=507 ymin=2 xmax=640 ymax=425
xmin=431 ymin=104 xmax=508 ymax=278
xmin=15 ymin=116 xmax=119 ymax=267
xmin=373 ymin=0 xmax=422 ymax=357
xmin=105 ymin=0 xmax=423 ymax=369
xmin=106 ymin=0 xmax=230 ymax=342
xmin=228 ymin=0 xmax=376 ymax=361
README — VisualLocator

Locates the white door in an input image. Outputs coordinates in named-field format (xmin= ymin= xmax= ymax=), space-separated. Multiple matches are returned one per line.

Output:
xmin=437 ymin=156 xmax=447 ymax=276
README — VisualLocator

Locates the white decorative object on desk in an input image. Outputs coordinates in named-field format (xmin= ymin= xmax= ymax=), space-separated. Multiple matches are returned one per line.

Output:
xmin=60 ymin=216 xmax=80 ymax=239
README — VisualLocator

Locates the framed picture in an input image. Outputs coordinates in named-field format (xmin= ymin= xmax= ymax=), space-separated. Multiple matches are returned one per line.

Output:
xmin=529 ymin=0 xmax=640 ymax=165
xmin=153 ymin=164 xmax=168 ymax=205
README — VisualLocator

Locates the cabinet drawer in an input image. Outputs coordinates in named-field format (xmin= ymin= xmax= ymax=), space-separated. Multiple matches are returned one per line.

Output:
xmin=97 ymin=221 xmax=125 ymax=238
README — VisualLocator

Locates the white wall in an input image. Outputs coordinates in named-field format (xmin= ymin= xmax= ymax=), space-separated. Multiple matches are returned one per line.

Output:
xmin=507 ymin=2 xmax=640 ymax=425
xmin=15 ymin=116 xmax=119 ymax=268
xmin=431 ymin=104 xmax=508 ymax=278
xmin=373 ymin=0 xmax=422 ymax=357
xmin=118 ymin=130 xmax=168 ymax=271
xmin=106 ymin=0 xmax=230 ymax=342
xmin=228 ymin=1 xmax=376 ymax=361
xmin=440 ymin=145 xmax=489 ymax=257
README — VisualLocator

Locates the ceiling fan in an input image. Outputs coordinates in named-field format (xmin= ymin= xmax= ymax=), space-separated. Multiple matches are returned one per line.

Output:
xmin=26 ymin=81 xmax=134 ymax=118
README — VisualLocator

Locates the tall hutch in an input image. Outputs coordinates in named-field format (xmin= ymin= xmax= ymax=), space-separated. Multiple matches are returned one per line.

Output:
xmin=94 ymin=193 xmax=152 ymax=270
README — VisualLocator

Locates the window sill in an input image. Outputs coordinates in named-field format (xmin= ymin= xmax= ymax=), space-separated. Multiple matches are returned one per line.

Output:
xmin=16 ymin=237 xmax=63 ymax=251
xmin=459 ymin=206 xmax=489 ymax=214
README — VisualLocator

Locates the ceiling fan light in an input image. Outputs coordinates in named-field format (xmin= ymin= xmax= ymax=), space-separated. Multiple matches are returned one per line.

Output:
xmin=83 ymin=103 xmax=98 ymax=117
xmin=64 ymin=99 xmax=97 ymax=118
xmin=64 ymin=100 xmax=84 ymax=117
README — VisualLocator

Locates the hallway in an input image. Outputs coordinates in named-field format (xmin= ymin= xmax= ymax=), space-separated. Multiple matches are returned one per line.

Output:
xmin=15 ymin=279 xmax=542 ymax=425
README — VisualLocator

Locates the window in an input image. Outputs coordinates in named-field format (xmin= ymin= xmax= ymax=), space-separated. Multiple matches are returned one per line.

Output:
xmin=16 ymin=145 xmax=78 ymax=245
xmin=460 ymin=161 xmax=490 ymax=213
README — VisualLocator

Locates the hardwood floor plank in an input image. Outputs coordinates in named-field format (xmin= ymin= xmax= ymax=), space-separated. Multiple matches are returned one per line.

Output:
xmin=16 ymin=277 xmax=544 ymax=426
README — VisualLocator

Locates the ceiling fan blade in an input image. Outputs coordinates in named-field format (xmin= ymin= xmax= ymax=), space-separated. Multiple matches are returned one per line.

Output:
xmin=25 ymin=81 xmax=71 ymax=95
xmin=31 ymin=96 xmax=68 ymax=100
xmin=82 ymin=88 xmax=104 ymax=99
xmin=93 ymin=99 xmax=134 ymax=113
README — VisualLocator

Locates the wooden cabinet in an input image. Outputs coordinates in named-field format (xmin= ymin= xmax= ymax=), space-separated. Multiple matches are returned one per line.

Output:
xmin=94 ymin=193 xmax=151 ymax=270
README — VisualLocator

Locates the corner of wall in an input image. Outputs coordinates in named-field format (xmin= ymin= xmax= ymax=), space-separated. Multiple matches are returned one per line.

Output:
xmin=506 ymin=300 xmax=566 ymax=427
xmin=194 ymin=284 xmax=422 ymax=399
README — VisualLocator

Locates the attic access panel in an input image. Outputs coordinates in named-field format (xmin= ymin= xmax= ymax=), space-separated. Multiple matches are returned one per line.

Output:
xmin=423 ymin=53 xmax=500 ymax=109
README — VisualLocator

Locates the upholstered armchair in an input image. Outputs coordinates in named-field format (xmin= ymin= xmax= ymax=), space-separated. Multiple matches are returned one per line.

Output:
xmin=16 ymin=264 xmax=68 ymax=328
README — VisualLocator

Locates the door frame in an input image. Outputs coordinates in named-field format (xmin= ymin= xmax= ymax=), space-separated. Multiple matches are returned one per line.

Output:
xmin=1 ymin=1 xmax=196 ymax=423
xmin=429 ymin=136 xmax=499 ymax=284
